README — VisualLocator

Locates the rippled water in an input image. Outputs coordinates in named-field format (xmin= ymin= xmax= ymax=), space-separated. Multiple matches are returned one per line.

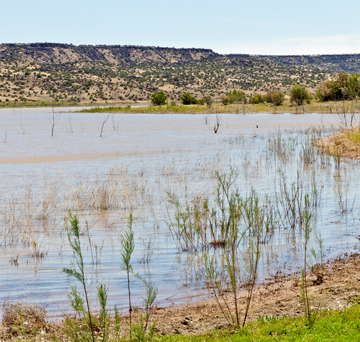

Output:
xmin=0 ymin=109 xmax=359 ymax=318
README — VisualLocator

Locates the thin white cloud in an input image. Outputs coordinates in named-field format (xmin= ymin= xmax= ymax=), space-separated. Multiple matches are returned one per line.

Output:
xmin=216 ymin=34 xmax=360 ymax=55
xmin=284 ymin=34 xmax=360 ymax=44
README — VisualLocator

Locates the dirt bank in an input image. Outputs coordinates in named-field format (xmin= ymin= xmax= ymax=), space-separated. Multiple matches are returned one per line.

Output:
xmin=150 ymin=253 xmax=360 ymax=335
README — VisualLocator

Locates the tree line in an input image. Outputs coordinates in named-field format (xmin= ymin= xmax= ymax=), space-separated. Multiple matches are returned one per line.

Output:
xmin=150 ymin=71 xmax=360 ymax=108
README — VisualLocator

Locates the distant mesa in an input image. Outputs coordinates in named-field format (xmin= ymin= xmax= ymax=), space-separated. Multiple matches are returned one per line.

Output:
xmin=1 ymin=43 xmax=360 ymax=72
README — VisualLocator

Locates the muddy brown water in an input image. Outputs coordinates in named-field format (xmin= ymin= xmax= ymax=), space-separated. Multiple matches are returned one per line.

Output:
xmin=0 ymin=109 xmax=359 ymax=318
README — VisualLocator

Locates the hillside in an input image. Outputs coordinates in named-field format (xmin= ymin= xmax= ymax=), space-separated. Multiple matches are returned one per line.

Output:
xmin=251 ymin=54 xmax=360 ymax=73
xmin=0 ymin=43 xmax=358 ymax=106
xmin=0 ymin=43 xmax=219 ymax=66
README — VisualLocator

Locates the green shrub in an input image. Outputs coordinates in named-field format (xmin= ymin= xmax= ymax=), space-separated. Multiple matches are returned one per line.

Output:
xmin=150 ymin=91 xmax=167 ymax=106
xmin=227 ymin=89 xmax=247 ymax=104
xmin=249 ymin=93 xmax=265 ymax=104
xmin=290 ymin=85 xmax=312 ymax=105
xmin=203 ymin=95 xmax=212 ymax=109
xmin=181 ymin=92 xmax=198 ymax=105
xmin=265 ymin=90 xmax=285 ymax=106
xmin=221 ymin=95 xmax=230 ymax=105
xmin=316 ymin=72 xmax=360 ymax=101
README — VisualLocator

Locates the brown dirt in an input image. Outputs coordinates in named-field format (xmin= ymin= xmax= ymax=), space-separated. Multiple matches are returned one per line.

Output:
xmin=150 ymin=253 xmax=360 ymax=335
xmin=314 ymin=128 xmax=360 ymax=159
xmin=2 ymin=254 xmax=360 ymax=340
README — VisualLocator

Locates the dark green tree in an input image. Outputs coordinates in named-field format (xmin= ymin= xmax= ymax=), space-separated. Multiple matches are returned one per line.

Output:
xmin=249 ymin=93 xmax=265 ymax=104
xmin=150 ymin=91 xmax=167 ymax=106
xmin=290 ymin=85 xmax=312 ymax=105
xmin=315 ymin=72 xmax=360 ymax=101
xmin=228 ymin=89 xmax=247 ymax=104
xmin=181 ymin=92 xmax=198 ymax=105
xmin=265 ymin=90 xmax=285 ymax=106
xmin=347 ymin=73 xmax=360 ymax=99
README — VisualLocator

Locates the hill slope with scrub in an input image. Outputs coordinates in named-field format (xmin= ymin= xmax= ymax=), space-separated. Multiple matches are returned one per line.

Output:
xmin=0 ymin=43 xmax=359 ymax=106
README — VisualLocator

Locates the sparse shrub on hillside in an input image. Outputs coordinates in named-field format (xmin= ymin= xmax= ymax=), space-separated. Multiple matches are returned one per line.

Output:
xmin=0 ymin=45 xmax=353 ymax=107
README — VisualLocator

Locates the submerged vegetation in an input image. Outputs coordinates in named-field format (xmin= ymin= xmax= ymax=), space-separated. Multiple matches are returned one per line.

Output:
xmin=1 ymin=112 xmax=360 ymax=340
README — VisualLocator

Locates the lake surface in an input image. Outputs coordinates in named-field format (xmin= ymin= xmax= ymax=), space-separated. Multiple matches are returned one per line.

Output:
xmin=0 ymin=109 xmax=359 ymax=318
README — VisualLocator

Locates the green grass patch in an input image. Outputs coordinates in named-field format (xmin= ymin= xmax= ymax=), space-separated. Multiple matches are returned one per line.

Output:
xmin=347 ymin=131 xmax=360 ymax=144
xmin=80 ymin=104 xmax=209 ymax=114
xmin=79 ymin=101 xmax=360 ymax=115
xmin=154 ymin=306 xmax=360 ymax=341
xmin=0 ymin=100 xmax=88 ymax=108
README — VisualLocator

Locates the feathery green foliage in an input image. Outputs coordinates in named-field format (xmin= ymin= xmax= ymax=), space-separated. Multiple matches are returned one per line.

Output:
xmin=132 ymin=272 xmax=158 ymax=341
xmin=120 ymin=214 xmax=135 ymax=340
xmin=120 ymin=213 xmax=158 ymax=341
xmin=63 ymin=213 xmax=96 ymax=342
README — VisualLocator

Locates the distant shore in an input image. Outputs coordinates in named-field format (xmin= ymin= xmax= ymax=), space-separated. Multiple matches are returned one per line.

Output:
xmin=0 ymin=100 xmax=145 ymax=109
xmin=1 ymin=100 xmax=360 ymax=115
xmin=79 ymin=100 xmax=360 ymax=115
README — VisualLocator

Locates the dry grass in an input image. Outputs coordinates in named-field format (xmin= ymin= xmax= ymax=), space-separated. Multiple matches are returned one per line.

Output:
xmin=64 ymin=166 xmax=141 ymax=211
xmin=314 ymin=127 xmax=360 ymax=159
xmin=0 ymin=301 xmax=63 ymax=341
xmin=0 ymin=165 xmax=144 ymax=257
xmin=2 ymin=301 xmax=46 ymax=327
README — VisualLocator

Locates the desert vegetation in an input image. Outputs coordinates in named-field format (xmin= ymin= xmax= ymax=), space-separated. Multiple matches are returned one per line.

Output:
xmin=2 ymin=44 xmax=360 ymax=107
xmin=78 ymin=69 xmax=360 ymax=115
xmin=81 ymin=98 xmax=360 ymax=115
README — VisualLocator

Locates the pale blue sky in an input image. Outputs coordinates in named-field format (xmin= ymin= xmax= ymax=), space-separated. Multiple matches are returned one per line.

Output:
xmin=2 ymin=0 xmax=360 ymax=55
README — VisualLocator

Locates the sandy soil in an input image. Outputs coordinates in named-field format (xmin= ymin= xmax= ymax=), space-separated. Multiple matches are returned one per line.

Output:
xmin=2 ymin=253 xmax=360 ymax=340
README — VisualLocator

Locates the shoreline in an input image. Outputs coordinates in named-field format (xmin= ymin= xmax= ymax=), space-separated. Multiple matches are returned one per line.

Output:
xmin=78 ymin=101 xmax=360 ymax=115
xmin=135 ymin=252 xmax=360 ymax=335
xmin=0 ymin=100 xmax=360 ymax=115
xmin=2 ymin=253 xmax=360 ymax=340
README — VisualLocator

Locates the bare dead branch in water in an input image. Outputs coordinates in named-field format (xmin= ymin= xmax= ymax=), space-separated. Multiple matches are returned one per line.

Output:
xmin=214 ymin=114 xmax=221 ymax=133
xmin=100 ymin=114 xmax=111 ymax=137
xmin=46 ymin=108 xmax=61 ymax=137
xmin=3 ymin=127 xmax=8 ymax=143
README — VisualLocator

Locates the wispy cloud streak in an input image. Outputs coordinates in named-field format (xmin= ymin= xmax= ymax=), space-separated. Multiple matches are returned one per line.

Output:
xmin=217 ymin=34 xmax=360 ymax=55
